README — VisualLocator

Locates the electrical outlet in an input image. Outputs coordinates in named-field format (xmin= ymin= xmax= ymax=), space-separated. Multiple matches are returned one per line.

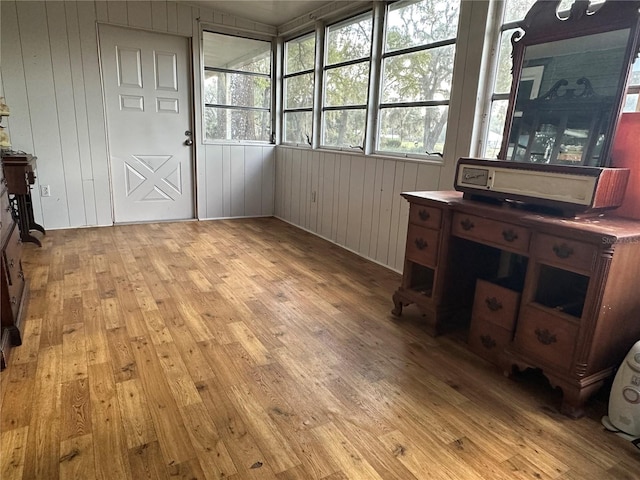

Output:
xmin=40 ymin=185 xmax=51 ymax=197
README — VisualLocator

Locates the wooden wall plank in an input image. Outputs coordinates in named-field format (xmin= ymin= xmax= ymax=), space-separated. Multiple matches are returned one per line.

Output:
xmin=16 ymin=0 xmax=70 ymax=229
xmin=65 ymin=1 xmax=98 ymax=225
xmin=319 ymin=153 xmax=335 ymax=240
xmin=176 ymin=3 xmax=194 ymax=36
xmin=45 ymin=1 xmax=87 ymax=227
xmin=127 ymin=1 xmax=153 ymax=30
xmin=283 ymin=148 xmax=293 ymax=221
xmin=274 ymin=149 xmax=283 ymax=217
xmin=230 ymin=145 xmax=245 ymax=217
xmin=310 ymin=151 xmax=320 ymax=232
xmin=261 ymin=147 xmax=275 ymax=216
xmin=291 ymin=149 xmax=302 ymax=225
xmin=204 ymin=145 xmax=223 ymax=218
xmin=359 ymin=158 xmax=377 ymax=256
xmin=1 ymin=2 xmax=36 ymax=161
xmin=166 ymin=1 xmax=178 ymax=33
xmin=374 ymin=160 xmax=396 ymax=265
xmin=222 ymin=145 xmax=231 ymax=217
xmin=95 ymin=1 xmax=109 ymax=22
xmin=244 ymin=146 xmax=263 ymax=216
xmin=300 ymin=150 xmax=310 ymax=229
xmin=78 ymin=1 xmax=113 ymax=225
xmin=386 ymin=162 xmax=406 ymax=270
xmin=336 ymin=155 xmax=351 ymax=246
xmin=107 ymin=0 xmax=128 ymax=25
xmin=345 ymin=156 xmax=365 ymax=252
xmin=151 ymin=0 xmax=168 ymax=32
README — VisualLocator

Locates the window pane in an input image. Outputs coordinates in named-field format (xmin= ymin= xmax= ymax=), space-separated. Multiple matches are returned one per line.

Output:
xmin=322 ymin=109 xmax=366 ymax=147
xmin=378 ymin=106 xmax=448 ymax=154
xmin=203 ymin=31 xmax=270 ymax=74
xmin=385 ymin=0 xmax=460 ymax=53
xmin=623 ymin=93 xmax=639 ymax=112
xmin=327 ymin=14 xmax=372 ymax=65
xmin=485 ymin=100 xmax=509 ymax=158
xmin=285 ymin=73 xmax=314 ymax=109
xmin=325 ymin=63 xmax=369 ymax=106
xmin=503 ymin=0 xmax=537 ymax=24
xmin=630 ymin=57 xmax=640 ymax=86
xmin=204 ymin=107 xmax=270 ymax=142
xmin=284 ymin=111 xmax=313 ymax=144
xmin=204 ymin=71 xmax=271 ymax=108
xmin=286 ymin=33 xmax=315 ymax=74
xmin=382 ymin=44 xmax=455 ymax=103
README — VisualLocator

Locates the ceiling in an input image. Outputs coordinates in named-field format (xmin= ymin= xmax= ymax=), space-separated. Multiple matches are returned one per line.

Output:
xmin=188 ymin=0 xmax=335 ymax=27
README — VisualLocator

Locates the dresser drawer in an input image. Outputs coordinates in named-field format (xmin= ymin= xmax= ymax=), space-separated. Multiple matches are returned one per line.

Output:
xmin=409 ymin=204 xmax=442 ymax=230
xmin=2 ymin=225 xmax=25 ymax=322
xmin=405 ymin=224 xmax=440 ymax=268
xmin=468 ymin=318 xmax=512 ymax=366
xmin=472 ymin=279 xmax=520 ymax=331
xmin=532 ymin=233 xmax=597 ymax=273
xmin=3 ymin=224 xmax=23 ymax=285
xmin=452 ymin=213 xmax=531 ymax=254
xmin=514 ymin=306 xmax=579 ymax=371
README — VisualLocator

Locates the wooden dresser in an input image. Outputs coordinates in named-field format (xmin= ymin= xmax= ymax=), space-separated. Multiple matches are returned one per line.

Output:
xmin=392 ymin=191 xmax=640 ymax=417
xmin=0 ymin=158 xmax=29 ymax=370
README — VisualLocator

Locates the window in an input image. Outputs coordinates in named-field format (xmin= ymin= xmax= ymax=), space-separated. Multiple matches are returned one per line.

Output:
xmin=283 ymin=33 xmax=316 ymax=145
xmin=623 ymin=57 xmax=640 ymax=112
xmin=322 ymin=13 xmax=373 ymax=149
xmin=378 ymin=0 xmax=461 ymax=156
xmin=483 ymin=0 xmax=537 ymax=158
xmin=202 ymin=31 xmax=272 ymax=142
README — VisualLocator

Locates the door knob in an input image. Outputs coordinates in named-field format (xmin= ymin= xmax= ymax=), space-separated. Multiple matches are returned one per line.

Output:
xmin=184 ymin=139 xmax=193 ymax=146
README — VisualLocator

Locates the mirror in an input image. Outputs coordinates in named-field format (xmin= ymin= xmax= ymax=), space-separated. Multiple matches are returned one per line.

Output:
xmin=499 ymin=0 xmax=640 ymax=167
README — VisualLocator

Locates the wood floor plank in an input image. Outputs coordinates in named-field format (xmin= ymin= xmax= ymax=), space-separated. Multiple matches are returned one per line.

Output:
xmin=1 ymin=218 xmax=637 ymax=480
xmin=88 ymin=362 xmax=132 ymax=480
xmin=1 ymin=426 xmax=29 ymax=480
xmin=59 ymin=433 xmax=97 ymax=480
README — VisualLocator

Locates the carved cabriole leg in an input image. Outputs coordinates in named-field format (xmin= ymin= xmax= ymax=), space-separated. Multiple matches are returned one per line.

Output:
xmin=391 ymin=291 xmax=405 ymax=316
xmin=8 ymin=326 xmax=22 ymax=346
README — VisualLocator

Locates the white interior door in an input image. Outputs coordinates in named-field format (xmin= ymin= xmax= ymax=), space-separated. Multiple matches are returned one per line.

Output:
xmin=99 ymin=25 xmax=194 ymax=223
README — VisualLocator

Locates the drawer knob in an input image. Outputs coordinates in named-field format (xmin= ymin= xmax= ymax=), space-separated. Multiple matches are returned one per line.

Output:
xmin=10 ymin=296 xmax=17 ymax=305
xmin=18 ymin=271 xmax=24 ymax=280
xmin=9 ymin=259 xmax=14 ymax=268
xmin=414 ymin=238 xmax=428 ymax=250
xmin=535 ymin=328 xmax=557 ymax=345
xmin=485 ymin=297 xmax=503 ymax=312
xmin=460 ymin=218 xmax=474 ymax=231
xmin=502 ymin=229 xmax=518 ymax=242
xmin=418 ymin=209 xmax=430 ymax=221
xmin=552 ymin=243 xmax=574 ymax=259
xmin=480 ymin=335 xmax=497 ymax=350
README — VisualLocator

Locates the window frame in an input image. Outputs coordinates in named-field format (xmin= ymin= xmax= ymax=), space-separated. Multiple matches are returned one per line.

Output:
xmin=201 ymin=28 xmax=276 ymax=144
xmin=282 ymin=31 xmax=316 ymax=147
xmin=374 ymin=0 xmax=461 ymax=159
xmin=320 ymin=11 xmax=374 ymax=152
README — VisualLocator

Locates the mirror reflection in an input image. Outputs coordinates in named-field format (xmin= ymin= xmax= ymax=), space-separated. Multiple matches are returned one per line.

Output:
xmin=506 ymin=28 xmax=630 ymax=166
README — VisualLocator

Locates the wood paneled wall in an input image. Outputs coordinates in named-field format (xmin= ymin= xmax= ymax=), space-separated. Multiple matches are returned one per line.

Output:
xmin=275 ymin=147 xmax=442 ymax=272
xmin=0 ymin=1 xmax=277 ymax=229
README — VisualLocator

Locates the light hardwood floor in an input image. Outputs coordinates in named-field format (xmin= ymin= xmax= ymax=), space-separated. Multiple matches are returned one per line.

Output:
xmin=1 ymin=218 xmax=638 ymax=479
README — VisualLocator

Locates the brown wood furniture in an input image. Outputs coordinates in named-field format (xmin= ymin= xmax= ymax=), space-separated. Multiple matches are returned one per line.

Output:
xmin=1 ymin=153 xmax=45 ymax=246
xmin=392 ymin=190 xmax=640 ymax=417
xmin=0 ymin=160 xmax=28 ymax=370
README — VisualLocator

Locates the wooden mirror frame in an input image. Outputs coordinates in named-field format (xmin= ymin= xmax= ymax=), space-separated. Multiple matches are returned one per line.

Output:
xmin=497 ymin=0 xmax=640 ymax=166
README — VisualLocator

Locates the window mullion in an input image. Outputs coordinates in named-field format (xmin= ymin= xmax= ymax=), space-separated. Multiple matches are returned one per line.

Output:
xmin=312 ymin=21 xmax=325 ymax=149
xmin=366 ymin=1 xmax=385 ymax=155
